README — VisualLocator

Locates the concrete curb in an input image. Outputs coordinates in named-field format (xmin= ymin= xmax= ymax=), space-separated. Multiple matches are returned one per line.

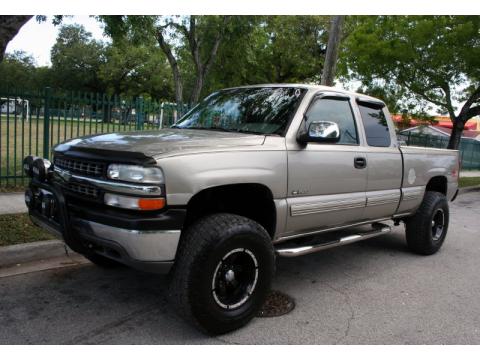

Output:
xmin=458 ymin=185 xmax=480 ymax=195
xmin=0 ymin=240 xmax=70 ymax=268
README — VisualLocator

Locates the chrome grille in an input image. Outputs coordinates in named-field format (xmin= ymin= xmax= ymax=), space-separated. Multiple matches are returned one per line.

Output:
xmin=54 ymin=157 xmax=104 ymax=177
xmin=66 ymin=183 xmax=99 ymax=198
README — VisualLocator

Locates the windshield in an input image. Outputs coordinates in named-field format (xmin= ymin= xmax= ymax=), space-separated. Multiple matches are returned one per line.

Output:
xmin=173 ymin=87 xmax=306 ymax=135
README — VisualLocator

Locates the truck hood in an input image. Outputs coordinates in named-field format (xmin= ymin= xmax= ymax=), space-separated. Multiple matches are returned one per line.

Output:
xmin=54 ymin=129 xmax=266 ymax=158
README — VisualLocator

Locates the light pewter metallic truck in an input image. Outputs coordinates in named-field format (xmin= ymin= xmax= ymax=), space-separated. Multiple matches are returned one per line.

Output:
xmin=23 ymin=84 xmax=459 ymax=334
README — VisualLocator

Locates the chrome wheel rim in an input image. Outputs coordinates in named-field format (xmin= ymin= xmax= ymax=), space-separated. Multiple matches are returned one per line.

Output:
xmin=212 ymin=248 xmax=259 ymax=310
xmin=431 ymin=208 xmax=445 ymax=241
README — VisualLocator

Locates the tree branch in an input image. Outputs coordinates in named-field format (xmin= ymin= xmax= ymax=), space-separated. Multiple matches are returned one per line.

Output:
xmin=203 ymin=16 xmax=230 ymax=77
xmin=439 ymin=82 xmax=457 ymax=121
xmin=459 ymin=85 xmax=480 ymax=120
xmin=156 ymin=29 xmax=183 ymax=104
xmin=156 ymin=29 xmax=178 ymax=69
xmin=188 ymin=16 xmax=201 ymax=72
xmin=402 ymin=81 xmax=449 ymax=109
xmin=465 ymin=105 xmax=480 ymax=120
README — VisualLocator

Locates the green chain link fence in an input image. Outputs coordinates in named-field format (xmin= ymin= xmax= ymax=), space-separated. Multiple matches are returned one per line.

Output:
xmin=398 ymin=132 xmax=480 ymax=170
xmin=0 ymin=87 xmax=190 ymax=188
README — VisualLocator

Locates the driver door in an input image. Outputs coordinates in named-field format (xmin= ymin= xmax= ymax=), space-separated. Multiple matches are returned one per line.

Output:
xmin=285 ymin=95 xmax=368 ymax=235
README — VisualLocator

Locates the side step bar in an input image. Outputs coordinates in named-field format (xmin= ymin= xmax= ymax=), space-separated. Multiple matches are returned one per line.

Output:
xmin=275 ymin=223 xmax=391 ymax=258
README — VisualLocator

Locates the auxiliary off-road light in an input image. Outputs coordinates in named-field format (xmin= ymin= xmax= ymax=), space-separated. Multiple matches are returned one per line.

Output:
xmin=104 ymin=193 xmax=166 ymax=211
xmin=32 ymin=158 xmax=52 ymax=182
xmin=23 ymin=155 xmax=39 ymax=177
xmin=24 ymin=188 xmax=34 ymax=209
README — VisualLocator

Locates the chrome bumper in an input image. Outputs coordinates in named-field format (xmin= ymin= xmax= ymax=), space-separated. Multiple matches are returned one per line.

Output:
xmin=73 ymin=219 xmax=181 ymax=262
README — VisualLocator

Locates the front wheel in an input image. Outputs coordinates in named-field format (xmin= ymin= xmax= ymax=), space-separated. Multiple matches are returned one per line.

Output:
xmin=405 ymin=191 xmax=449 ymax=255
xmin=169 ymin=213 xmax=275 ymax=334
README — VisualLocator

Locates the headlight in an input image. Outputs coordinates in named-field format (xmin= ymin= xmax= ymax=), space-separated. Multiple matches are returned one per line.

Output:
xmin=107 ymin=164 xmax=164 ymax=184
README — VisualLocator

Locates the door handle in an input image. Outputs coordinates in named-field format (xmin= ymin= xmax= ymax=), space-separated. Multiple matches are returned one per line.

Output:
xmin=354 ymin=157 xmax=367 ymax=169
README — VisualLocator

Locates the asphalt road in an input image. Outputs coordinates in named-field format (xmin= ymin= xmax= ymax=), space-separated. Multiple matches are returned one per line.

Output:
xmin=1 ymin=191 xmax=480 ymax=344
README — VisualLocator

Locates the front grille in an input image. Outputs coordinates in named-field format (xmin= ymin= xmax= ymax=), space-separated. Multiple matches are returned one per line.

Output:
xmin=55 ymin=157 xmax=104 ymax=177
xmin=67 ymin=183 xmax=99 ymax=198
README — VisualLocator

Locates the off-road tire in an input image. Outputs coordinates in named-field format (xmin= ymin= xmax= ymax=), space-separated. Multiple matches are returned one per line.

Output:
xmin=169 ymin=213 xmax=275 ymax=334
xmin=405 ymin=191 xmax=449 ymax=255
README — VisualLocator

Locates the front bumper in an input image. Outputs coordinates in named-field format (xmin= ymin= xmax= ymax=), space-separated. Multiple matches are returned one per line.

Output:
xmin=27 ymin=178 xmax=184 ymax=274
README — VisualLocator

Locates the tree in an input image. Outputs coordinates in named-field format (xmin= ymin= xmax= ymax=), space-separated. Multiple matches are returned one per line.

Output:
xmin=321 ymin=15 xmax=345 ymax=86
xmin=159 ymin=16 xmax=231 ymax=104
xmin=50 ymin=24 xmax=106 ymax=93
xmin=0 ymin=51 xmax=37 ymax=89
xmin=99 ymin=40 xmax=173 ymax=100
xmin=341 ymin=16 xmax=480 ymax=149
xmin=101 ymin=16 xmax=232 ymax=105
xmin=0 ymin=16 xmax=33 ymax=62
xmin=203 ymin=16 xmax=330 ymax=94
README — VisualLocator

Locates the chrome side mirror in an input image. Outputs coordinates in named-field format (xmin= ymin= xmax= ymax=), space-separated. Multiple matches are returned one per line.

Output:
xmin=298 ymin=120 xmax=341 ymax=144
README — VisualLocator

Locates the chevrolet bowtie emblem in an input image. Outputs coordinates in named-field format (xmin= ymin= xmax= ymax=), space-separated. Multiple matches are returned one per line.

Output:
xmin=54 ymin=166 xmax=72 ymax=182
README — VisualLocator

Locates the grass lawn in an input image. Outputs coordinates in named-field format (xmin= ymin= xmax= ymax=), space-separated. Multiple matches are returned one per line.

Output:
xmin=0 ymin=213 xmax=58 ymax=247
xmin=459 ymin=176 xmax=480 ymax=188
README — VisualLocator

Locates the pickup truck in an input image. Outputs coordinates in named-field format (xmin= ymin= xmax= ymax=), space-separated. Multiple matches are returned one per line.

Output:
xmin=23 ymin=84 xmax=459 ymax=334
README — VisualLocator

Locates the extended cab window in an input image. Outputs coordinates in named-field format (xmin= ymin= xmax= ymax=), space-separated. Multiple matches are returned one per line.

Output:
xmin=306 ymin=98 xmax=358 ymax=145
xmin=358 ymin=104 xmax=391 ymax=147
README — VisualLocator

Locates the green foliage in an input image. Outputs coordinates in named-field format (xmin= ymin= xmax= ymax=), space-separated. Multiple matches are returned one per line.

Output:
xmin=50 ymin=24 xmax=106 ymax=93
xmin=98 ymin=40 xmax=173 ymax=100
xmin=340 ymin=16 xmax=480 ymax=118
xmin=100 ymin=16 xmax=330 ymax=103
xmin=204 ymin=16 xmax=329 ymax=96
xmin=0 ymin=51 xmax=41 ymax=90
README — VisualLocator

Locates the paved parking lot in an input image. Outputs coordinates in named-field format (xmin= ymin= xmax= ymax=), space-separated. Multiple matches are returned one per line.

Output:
xmin=1 ymin=191 xmax=479 ymax=344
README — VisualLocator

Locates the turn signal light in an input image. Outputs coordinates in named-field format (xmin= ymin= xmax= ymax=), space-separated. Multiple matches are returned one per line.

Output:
xmin=138 ymin=198 xmax=166 ymax=210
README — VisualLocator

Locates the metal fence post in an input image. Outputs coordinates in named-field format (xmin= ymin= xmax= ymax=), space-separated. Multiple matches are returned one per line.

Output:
xmin=136 ymin=96 xmax=144 ymax=130
xmin=43 ymin=87 xmax=51 ymax=159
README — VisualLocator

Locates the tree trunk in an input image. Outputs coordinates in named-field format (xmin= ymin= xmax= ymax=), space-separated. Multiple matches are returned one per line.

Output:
xmin=190 ymin=73 xmax=204 ymax=105
xmin=172 ymin=68 xmax=183 ymax=107
xmin=321 ymin=15 xmax=345 ymax=86
xmin=157 ymin=30 xmax=183 ymax=106
xmin=447 ymin=118 xmax=464 ymax=150
xmin=187 ymin=16 xmax=228 ymax=105
xmin=0 ymin=15 xmax=33 ymax=62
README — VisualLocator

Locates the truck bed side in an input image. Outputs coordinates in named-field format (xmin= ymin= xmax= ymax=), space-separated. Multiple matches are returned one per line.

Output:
xmin=396 ymin=145 xmax=459 ymax=215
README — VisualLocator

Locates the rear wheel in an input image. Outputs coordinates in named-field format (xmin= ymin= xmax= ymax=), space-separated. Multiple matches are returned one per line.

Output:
xmin=405 ymin=191 xmax=449 ymax=255
xmin=169 ymin=213 xmax=275 ymax=334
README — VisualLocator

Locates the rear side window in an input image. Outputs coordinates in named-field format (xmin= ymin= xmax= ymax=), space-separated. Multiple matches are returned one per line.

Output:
xmin=358 ymin=104 xmax=391 ymax=147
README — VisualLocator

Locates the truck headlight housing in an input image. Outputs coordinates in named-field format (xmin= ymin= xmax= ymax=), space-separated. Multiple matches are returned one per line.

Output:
xmin=107 ymin=164 xmax=164 ymax=184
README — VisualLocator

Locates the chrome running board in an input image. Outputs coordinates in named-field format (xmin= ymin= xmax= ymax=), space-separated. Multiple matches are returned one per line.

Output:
xmin=275 ymin=223 xmax=391 ymax=258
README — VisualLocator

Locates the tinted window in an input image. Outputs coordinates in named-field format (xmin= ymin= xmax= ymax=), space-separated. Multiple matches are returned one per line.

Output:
xmin=173 ymin=87 xmax=306 ymax=135
xmin=358 ymin=105 xmax=391 ymax=147
xmin=306 ymin=98 xmax=358 ymax=145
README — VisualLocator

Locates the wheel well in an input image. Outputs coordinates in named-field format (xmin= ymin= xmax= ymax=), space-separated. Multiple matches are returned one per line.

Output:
xmin=184 ymin=184 xmax=276 ymax=237
xmin=426 ymin=176 xmax=447 ymax=195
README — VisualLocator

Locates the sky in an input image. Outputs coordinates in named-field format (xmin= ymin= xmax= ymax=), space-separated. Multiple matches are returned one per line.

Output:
xmin=5 ymin=15 xmax=106 ymax=66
